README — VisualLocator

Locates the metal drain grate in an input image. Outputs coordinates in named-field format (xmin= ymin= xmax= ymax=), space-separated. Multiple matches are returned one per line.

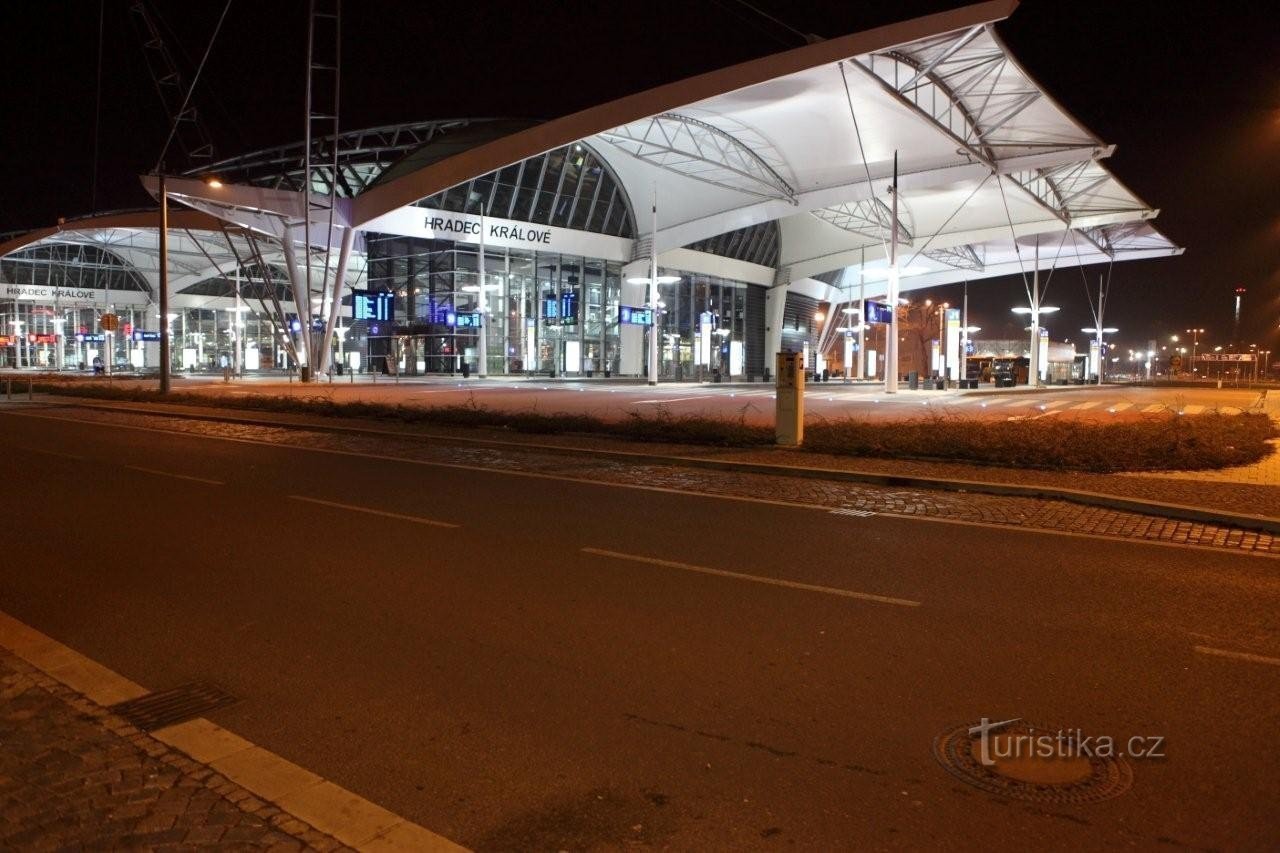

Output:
xmin=830 ymin=507 xmax=876 ymax=518
xmin=933 ymin=720 xmax=1133 ymax=805
xmin=109 ymin=682 xmax=238 ymax=731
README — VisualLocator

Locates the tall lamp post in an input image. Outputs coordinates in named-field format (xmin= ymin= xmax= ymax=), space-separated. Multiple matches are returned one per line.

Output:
xmin=157 ymin=172 xmax=171 ymax=393
xmin=1082 ymin=326 xmax=1118 ymax=384
xmin=1012 ymin=304 xmax=1059 ymax=385
xmin=625 ymin=272 xmax=680 ymax=384
xmin=1185 ymin=328 xmax=1204 ymax=374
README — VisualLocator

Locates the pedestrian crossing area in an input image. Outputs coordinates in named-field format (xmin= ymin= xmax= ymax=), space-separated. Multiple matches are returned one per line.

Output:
xmin=786 ymin=389 xmax=1247 ymax=418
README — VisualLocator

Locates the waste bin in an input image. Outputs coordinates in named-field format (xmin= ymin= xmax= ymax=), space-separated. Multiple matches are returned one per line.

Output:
xmin=300 ymin=365 xmax=312 ymax=383
xmin=908 ymin=371 xmax=919 ymax=390
xmin=335 ymin=362 xmax=344 ymax=376
xmin=461 ymin=361 xmax=471 ymax=379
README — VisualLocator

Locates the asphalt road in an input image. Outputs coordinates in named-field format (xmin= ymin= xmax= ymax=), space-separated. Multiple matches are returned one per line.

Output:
xmin=1 ymin=406 xmax=1277 ymax=851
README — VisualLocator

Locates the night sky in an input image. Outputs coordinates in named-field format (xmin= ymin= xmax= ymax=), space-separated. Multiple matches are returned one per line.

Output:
xmin=2 ymin=0 xmax=1277 ymax=356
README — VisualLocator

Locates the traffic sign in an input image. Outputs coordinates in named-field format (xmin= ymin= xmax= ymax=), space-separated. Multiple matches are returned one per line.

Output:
xmin=99 ymin=313 xmax=119 ymax=331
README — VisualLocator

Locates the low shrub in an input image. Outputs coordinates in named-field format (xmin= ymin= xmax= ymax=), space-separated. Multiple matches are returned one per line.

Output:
xmin=804 ymin=411 xmax=1278 ymax=472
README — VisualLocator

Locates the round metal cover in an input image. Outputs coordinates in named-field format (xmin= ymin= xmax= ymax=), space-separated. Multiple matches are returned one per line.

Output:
xmin=934 ymin=720 xmax=1133 ymax=804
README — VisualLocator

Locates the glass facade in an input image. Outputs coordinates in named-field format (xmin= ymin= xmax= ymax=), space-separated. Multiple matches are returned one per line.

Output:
xmin=412 ymin=143 xmax=635 ymax=238
xmin=365 ymin=235 xmax=766 ymax=379
xmin=365 ymin=235 xmax=624 ymax=376
xmin=654 ymin=275 xmax=756 ymax=380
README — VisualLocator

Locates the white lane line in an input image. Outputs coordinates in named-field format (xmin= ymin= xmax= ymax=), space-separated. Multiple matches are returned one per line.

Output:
xmin=1182 ymin=404 xmax=1205 ymax=415
xmin=25 ymin=447 xmax=85 ymax=461
xmin=1109 ymin=402 xmax=1134 ymax=413
xmin=9 ymin=410 xmax=1274 ymax=561
xmin=1003 ymin=398 xmax=1036 ymax=407
xmin=125 ymin=465 xmax=224 ymax=485
xmin=581 ymin=547 xmax=921 ymax=607
xmin=1043 ymin=400 xmax=1071 ymax=410
xmin=1140 ymin=403 xmax=1166 ymax=413
xmin=1193 ymin=645 xmax=1280 ymax=667
xmin=1068 ymin=400 xmax=1101 ymax=411
xmin=630 ymin=395 xmax=717 ymax=405
xmin=288 ymin=495 xmax=459 ymax=528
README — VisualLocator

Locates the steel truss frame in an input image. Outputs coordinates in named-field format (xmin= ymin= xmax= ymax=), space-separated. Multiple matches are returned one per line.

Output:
xmin=811 ymin=198 xmax=912 ymax=243
xmin=599 ymin=113 xmax=797 ymax=202
xmin=188 ymin=119 xmax=487 ymax=197
xmin=922 ymin=243 xmax=984 ymax=271
xmin=852 ymin=25 xmax=1121 ymax=258
xmin=1 ymin=243 xmax=152 ymax=294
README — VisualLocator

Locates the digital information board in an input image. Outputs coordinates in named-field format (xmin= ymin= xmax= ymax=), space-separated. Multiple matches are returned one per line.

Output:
xmin=863 ymin=300 xmax=894 ymax=325
xmin=353 ymin=290 xmax=394 ymax=322
xmin=618 ymin=305 xmax=653 ymax=325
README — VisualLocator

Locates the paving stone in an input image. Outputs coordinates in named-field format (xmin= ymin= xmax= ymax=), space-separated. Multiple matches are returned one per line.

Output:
xmin=0 ymin=652 xmax=342 ymax=850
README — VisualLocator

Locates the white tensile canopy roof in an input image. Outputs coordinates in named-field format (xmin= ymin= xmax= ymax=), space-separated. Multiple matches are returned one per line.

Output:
xmin=2 ymin=0 xmax=1180 ymax=308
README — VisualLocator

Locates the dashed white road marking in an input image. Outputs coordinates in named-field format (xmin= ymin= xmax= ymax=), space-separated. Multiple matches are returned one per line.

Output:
xmin=1109 ymin=402 xmax=1134 ymax=413
xmin=581 ymin=547 xmax=921 ymax=607
xmin=630 ymin=395 xmax=718 ymax=405
xmin=1193 ymin=645 xmax=1280 ymax=667
xmin=1182 ymin=404 xmax=1205 ymax=415
xmin=1043 ymin=400 xmax=1072 ymax=410
xmin=125 ymin=465 xmax=224 ymax=485
xmin=288 ymin=495 xmax=459 ymax=528
xmin=1068 ymin=400 xmax=1101 ymax=411
xmin=7 ymin=409 xmax=1273 ymax=560
xmin=24 ymin=447 xmax=85 ymax=461
xmin=1003 ymin=398 xmax=1037 ymax=408
xmin=1140 ymin=404 xmax=1166 ymax=413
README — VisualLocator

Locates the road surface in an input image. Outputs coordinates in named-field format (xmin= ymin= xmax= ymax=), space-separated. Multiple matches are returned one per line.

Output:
xmin=0 ymin=405 xmax=1276 ymax=850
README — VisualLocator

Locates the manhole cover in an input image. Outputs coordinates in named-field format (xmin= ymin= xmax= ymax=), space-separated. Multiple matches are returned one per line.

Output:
xmin=110 ymin=682 xmax=237 ymax=731
xmin=934 ymin=720 xmax=1132 ymax=804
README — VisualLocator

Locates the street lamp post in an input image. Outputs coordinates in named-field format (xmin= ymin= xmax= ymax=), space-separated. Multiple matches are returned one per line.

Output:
xmin=885 ymin=153 xmax=900 ymax=394
xmin=626 ymin=272 xmax=680 ymax=383
xmin=1082 ymin=326 xmax=1118 ymax=384
xmin=158 ymin=172 xmax=171 ymax=394
xmin=1012 ymin=304 xmax=1059 ymax=385
xmin=1185 ymin=327 xmax=1205 ymax=375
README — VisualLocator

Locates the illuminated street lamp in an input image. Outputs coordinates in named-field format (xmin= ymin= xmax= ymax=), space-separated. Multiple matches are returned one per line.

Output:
xmin=626 ymin=273 xmax=681 ymax=385
xmin=1012 ymin=304 xmax=1059 ymax=384
xmin=1185 ymin=328 xmax=1205 ymax=372
xmin=1082 ymin=326 xmax=1118 ymax=384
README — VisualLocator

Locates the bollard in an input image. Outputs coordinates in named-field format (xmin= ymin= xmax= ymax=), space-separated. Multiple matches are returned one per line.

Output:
xmin=28 ymin=379 xmax=33 ymax=400
xmin=5 ymin=379 xmax=10 ymax=400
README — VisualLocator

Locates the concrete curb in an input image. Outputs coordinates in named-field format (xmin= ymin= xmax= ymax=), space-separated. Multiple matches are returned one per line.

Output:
xmin=0 ymin=607 xmax=468 ymax=852
xmin=35 ymin=394 xmax=1280 ymax=536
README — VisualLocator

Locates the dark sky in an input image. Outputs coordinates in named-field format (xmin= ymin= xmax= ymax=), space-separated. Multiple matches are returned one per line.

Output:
xmin=2 ymin=0 xmax=1277 ymax=355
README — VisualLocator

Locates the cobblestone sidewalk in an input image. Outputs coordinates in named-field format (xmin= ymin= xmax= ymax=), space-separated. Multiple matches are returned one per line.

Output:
xmin=0 ymin=651 xmax=350 ymax=851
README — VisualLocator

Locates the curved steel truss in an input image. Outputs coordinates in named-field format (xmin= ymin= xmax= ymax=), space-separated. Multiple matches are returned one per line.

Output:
xmin=922 ymin=244 xmax=984 ymax=272
xmin=599 ymin=113 xmax=797 ymax=202
xmin=852 ymin=25 xmax=1128 ymax=257
xmin=811 ymin=198 xmax=912 ymax=243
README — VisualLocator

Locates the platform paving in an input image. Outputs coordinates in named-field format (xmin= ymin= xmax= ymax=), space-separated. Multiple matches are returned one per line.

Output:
xmin=0 ymin=650 xmax=351 ymax=851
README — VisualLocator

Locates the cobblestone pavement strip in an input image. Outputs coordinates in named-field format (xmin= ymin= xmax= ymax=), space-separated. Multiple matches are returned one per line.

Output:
xmin=0 ymin=651 xmax=353 ymax=852
xmin=31 ymin=405 xmax=1278 ymax=556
